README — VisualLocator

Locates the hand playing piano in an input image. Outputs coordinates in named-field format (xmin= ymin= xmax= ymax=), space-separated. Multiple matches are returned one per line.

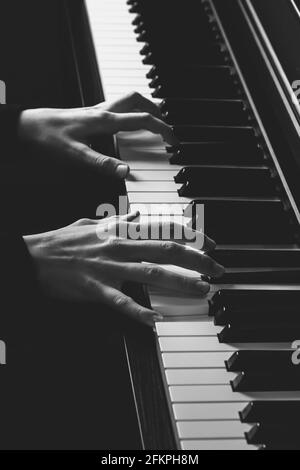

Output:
xmin=18 ymin=92 xmax=178 ymax=179
xmin=24 ymin=212 xmax=225 ymax=327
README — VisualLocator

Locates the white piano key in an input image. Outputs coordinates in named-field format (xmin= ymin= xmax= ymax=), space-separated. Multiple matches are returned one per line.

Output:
xmin=181 ymin=439 xmax=258 ymax=451
xmin=120 ymin=145 xmax=169 ymax=160
xmin=118 ymin=131 xmax=165 ymax=148
xmin=128 ymin=193 xmax=191 ymax=204
xmin=127 ymin=161 xmax=181 ymax=171
xmin=156 ymin=321 xmax=221 ymax=336
xmin=127 ymin=181 xmax=180 ymax=192
xmin=169 ymin=384 xmax=300 ymax=403
xmin=136 ymin=215 xmax=188 ymax=227
xmin=162 ymin=352 xmax=232 ymax=369
xmin=173 ymin=402 xmax=244 ymax=420
xmin=165 ymin=368 xmax=237 ymax=385
xmin=130 ymin=203 xmax=186 ymax=215
xmin=159 ymin=336 xmax=292 ymax=352
xmin=151 ymin=295 xmax=209 ymax=317
xmin=128 ymin=170 xmax=178 ymax=181
xmin=177 ymin=420 xmax=252 ymax=440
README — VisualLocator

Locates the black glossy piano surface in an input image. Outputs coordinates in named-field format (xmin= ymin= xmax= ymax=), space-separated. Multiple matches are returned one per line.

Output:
xmin=0 ymin=0 xmax=140 ymax=450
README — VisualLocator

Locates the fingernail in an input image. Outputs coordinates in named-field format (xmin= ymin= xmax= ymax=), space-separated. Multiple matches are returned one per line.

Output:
xmin=116 ymin=164 xmax=130 ymax=179
xmin=196 ymin=281 xmax=210 ymax=295
xmin=214 ymin=264 xmax=226 ymax=277
xmin=153 ymin=314 xmax=163 ymax=322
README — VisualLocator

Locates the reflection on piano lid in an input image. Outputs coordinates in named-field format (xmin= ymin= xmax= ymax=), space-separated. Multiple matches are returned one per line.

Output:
xmin=83 ymin=0 xmax=300 ymax=450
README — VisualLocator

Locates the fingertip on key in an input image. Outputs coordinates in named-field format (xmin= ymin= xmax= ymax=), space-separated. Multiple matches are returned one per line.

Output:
xmin=116 ymin=164 xmax=130 ymax=179
xmin=196 ymin=281 xmax=211 ymax=296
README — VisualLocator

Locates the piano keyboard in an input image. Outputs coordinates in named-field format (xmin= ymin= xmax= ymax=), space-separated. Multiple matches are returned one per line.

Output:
xmin=85 ymin=0 xmax=300 ymax=449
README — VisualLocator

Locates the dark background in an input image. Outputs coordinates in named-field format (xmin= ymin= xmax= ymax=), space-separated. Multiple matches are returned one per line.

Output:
xmin=0 ymin=0 xmax=140 ymax=450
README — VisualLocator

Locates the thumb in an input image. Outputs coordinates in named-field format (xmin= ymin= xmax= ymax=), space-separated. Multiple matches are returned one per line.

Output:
xmin=73 ymin=143 xmax=130 ymax=179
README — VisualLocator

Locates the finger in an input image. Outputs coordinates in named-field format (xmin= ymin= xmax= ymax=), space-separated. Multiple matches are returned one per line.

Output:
xmin=127 ymin=216 xmax=216 ymax=252
xmin=114 ymin=263 xmax=211 ymax=297
xmin=107 ymin=238 xmax=224 ymax=277
xmin=133 ymin=220 xmax=216 ymax=251
xmin=118 ymin=210 xmax=140 ymax=223
xmin=113 ymin=112 xmax=179 ymax=146
xmin=71 ymin=218 xmax=99 ymax=227
xmin=99 ymin=92 xmax=162 ymax=119
xmin=203 ymin=235 xmax=217 ymax=252
xmin=72 ymin=142 xmax=129 ymax=179
xmin=98 ymin=284 xmax=163 ymax=327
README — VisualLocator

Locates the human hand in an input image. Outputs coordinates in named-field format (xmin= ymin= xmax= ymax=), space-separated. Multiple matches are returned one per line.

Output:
xmin=24 ymin=213 xmax=224 ymax=327
xmin=18 ymin=92 xmax=177 ymax=179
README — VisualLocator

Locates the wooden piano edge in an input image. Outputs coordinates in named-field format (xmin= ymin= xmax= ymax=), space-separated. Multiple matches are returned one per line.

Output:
xmin=123 ymin=282 xmax=178 ymax=450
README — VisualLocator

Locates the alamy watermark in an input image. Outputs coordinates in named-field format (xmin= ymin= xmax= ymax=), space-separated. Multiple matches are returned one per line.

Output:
xmin=96 ymin=196 xmax=205 ymax=249
xmin=292 ymin=80 xmax=300 ymax=104
xmin=0 ymin=80 xmax=6 ymax=104
xmin=292 ymin=340 xmax=300 ymax=366
xmin=0 ymin=340 xmax=6 ymax=365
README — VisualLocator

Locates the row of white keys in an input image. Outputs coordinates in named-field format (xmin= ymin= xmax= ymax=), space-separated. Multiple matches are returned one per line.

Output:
xmin=86 ymin=0 xmax=188 ymax=212
xmin=86 ymin=0 xmax=153 ymax=100
xmin=157 ymin=320 xmax=300 ymax=448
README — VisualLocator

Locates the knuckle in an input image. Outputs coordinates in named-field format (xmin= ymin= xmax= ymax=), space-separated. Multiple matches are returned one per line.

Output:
xmin=161 ymin=241 xmax=181 ymax=256
xmin=104 ymin=236 xmax=121 ymax=250
xmin=141 ymin=112 xmax=152 ymax=123
xmin=114 ymin=295 xmax=130 ymax=310
xmin=99 ymin=110 xmax=113 ymax=123
xmin=146 ymin=265 xmax=162 ymax=280
xmin=128 ymin=91 xmax=141 ymax=102
xmin=95 ymin=155 xmax=112 ymax=171
xmin=77 ymin=218 xmax=93 ymax=225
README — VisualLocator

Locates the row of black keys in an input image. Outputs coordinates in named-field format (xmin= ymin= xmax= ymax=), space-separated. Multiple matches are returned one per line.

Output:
xmin=128 ymin=0 xmax=300 ymax=450
xmin=212 ymin=289 xmax=300 ymax=448
xmin=210 ymin=290 xmax=300 ymax=338
xmin=242 ymin=401 xmax=300 ymax=449
xmin=130 ymin=1 xmax=300 ymax=282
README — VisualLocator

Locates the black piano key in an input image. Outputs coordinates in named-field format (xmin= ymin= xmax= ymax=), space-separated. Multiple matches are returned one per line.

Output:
xmin=139 ymin=43 xmax=151 ymax=55
xmin=240 ymin=401 xmax=300 ymax=424
xmin=168 ymin=142 xmax=265 ymax=166
xmin=214 ymin=300 xmax=300 ymax=326
xmin=152 ymin=69 xmax=238 ymax=99
xmin=208 ymin=268 xmax=300 ymax=284
xmin=147 ymin=64 xmax=233 ymax=86
xmin=226 ymin=351 xmax=295 ymax=373
xmin=231 ymin=371 xmax=300 ymax=392
xmin=133 ymin=6 xmax=216 ymax=41
xmin=141 ymin=36 xmax=221 ymax=58
xmin=211 ymin=247 xmax=300 ymax=268
xmin=173 ymin=125 xmax=256 ymax=143
xmin=132 ymin=14 xmax=142 ymax=26
xmin=210 ymin=289 xmax=300 ymax=313
xmin=143 ymin=43 xmax=225 ymax=66
xmin=162 ymin=99 xmax=249 ymax=126
xmin=218 ymin=324 xmax=300 ymax=342
xmin=128 ymin=3 xmax=140 ymax=13
xmin=246 ymin=423 xmax=300 ymax=448
xmin=153 ymin=84 xmax=238 ymax=99
xmin=176 ymin=167 xmax=276 ymax=198
xmin=188 ymin=199 xmax=295 ymax=245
